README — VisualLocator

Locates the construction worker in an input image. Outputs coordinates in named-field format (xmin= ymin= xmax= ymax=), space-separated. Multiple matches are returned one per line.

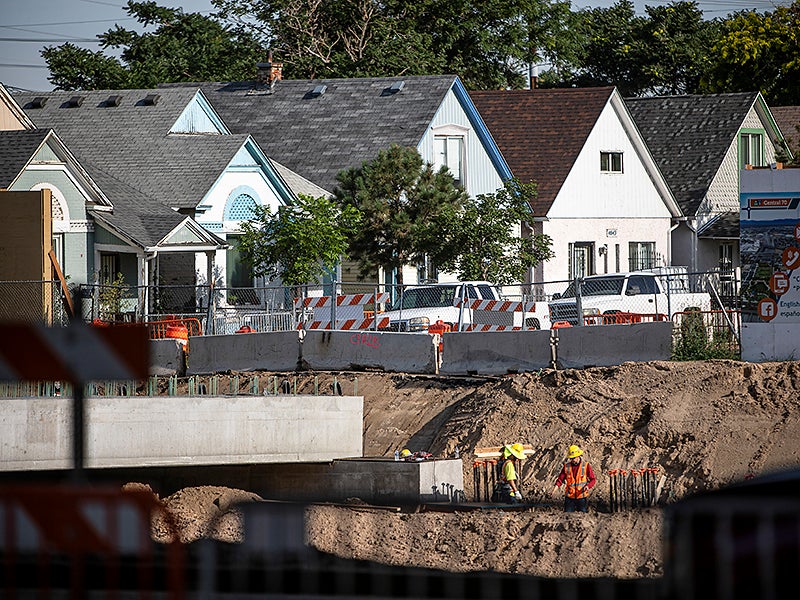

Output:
xmin=492 ymin=443 xmax=526 ymax=504
xmin=551 ymin=444 xmax=596 ymax=512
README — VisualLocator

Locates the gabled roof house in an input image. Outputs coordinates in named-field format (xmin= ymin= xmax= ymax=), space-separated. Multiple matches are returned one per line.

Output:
xmin=626 ymin=92 xmax=784 ymax=276
xmin=471 ymin=87 xmax=680 ymax=289
xmin=13 ymin=87 xmax=317 ymax=313
xmin=164 ymin=74 xmax=512 ymax=285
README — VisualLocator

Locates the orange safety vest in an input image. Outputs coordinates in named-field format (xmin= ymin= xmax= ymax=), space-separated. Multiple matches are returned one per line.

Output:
xmin=565 ymin=461 xmax=589 ymax=499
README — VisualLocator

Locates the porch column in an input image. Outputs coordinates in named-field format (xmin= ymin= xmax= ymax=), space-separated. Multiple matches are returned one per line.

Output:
xmin=205 ymin=250 xmax=216 ymax=306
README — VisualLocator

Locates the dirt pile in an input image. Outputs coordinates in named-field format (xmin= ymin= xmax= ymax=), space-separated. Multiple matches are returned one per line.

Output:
xmin=142 ymin=359 xmax=800 ymax=578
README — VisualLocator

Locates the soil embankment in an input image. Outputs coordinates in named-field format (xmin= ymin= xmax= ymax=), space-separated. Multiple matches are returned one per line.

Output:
xmin=145 ymin=360 xmax=800 ymax=578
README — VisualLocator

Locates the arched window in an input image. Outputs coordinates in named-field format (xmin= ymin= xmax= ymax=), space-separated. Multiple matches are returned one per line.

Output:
xmin=30 ymin=183 xmax=69 ymax=232
xmin=224 ymin=192 xmax=258 ymax=221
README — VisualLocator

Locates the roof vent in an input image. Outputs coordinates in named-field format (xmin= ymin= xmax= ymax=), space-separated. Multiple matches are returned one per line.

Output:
xmin=307 ymin=84 xmax=327 ymax=98
xmin=386 ymin=80 xmax=405 ymax=94
xmin=30 ymin=97 xmax=47 ymax=109
xmin=67 ymin=95 xmax=85 ymax=107
xmin=142 ymin=93 xmax=160 ymax=106
xmin=104 ymin=94 xmax=122 ymax=107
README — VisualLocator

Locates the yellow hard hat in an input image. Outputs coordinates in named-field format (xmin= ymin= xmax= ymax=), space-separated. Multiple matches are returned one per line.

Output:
xmin=400 ymin=448 xmax=412 ymax=458
xmin=504 ymin=443 xmax=525 ymax=460
xmin=567 ymin=445 xmax=583 ymax=459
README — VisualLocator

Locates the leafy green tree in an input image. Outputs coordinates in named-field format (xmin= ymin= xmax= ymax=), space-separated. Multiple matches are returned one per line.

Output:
xmin=333 ymin=145 xmax=468 ymax=285
xmin=701 ymin=1 xmax=800 ymax=105
xmin=237 ymin=195 xmax=361 ymax=287
xmin=639 ymin=2 xmax=719 ymax=95
xmin=564 ymin=0 xmax=649 ymax=95
xmin=436 ymin=180 xmax=553 ymax=285
xmin=42 ymin=1 xmax=264 ymax=90
xmin=545 ymin=1 xmax=718 ymax=96
xmin=213 ymin=0 xmax=576 ymax=89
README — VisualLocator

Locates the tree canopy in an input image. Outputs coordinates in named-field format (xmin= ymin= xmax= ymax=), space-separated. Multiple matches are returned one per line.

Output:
xmin=42 ymin=1 xmax=264 ymax=90
xmin=237 ymin=195 xmax=361 ymax=287
xmin=41 ymin=0 xmax=800 ymax=103
xmin=700 ymin=2 xmax=800 ymax=105
xmin=437 ymin=180 xmax=554 ymax=285
xmin=333 ymin=145 xmax=468 ymax=285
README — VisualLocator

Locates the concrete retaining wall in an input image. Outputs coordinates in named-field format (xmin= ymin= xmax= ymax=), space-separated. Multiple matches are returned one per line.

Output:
xmin=188 ymin=331 xmax=299 ymax=375
xmin=302 ymin=330 xmax=439 ymax=373
xmin=439 ymin=330 xmax=553 ymax=375
xmin=555 ymin=322 xmax=673 ymax=369
xmin=244 ymin=458 xmax=464 ymax=505
xmin=150 ymin=338 xmax=186 ymax=376
xmin=0 ymin=395 xmax=362 ymax=471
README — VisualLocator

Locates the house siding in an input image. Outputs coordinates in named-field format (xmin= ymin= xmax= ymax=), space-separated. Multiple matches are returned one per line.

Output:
xmin=9 ymin=169 xmax=93 ymax=284
xmin=420 ymin=89 xmax=504 ymax=197
xmin=550 ymin=102 xmax=672 ymax=219
xmin=10 ymin=169 xmax=88 ymax=222
xmin=539 ymin=100 xmax=673 ymax=283
xmin=541 ymin=217 xmax=670 ymax=283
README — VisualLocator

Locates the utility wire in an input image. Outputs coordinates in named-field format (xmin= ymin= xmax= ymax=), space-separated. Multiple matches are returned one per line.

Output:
xmin=0 ymin=63 xmax=49 ymax=69
xmin=0 ymin=37 xmax=99 ymax=42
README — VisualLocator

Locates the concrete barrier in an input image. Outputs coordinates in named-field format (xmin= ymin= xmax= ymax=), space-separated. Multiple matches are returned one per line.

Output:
xmin=188 ymin=331 xmax=299 ymax=375
xmin=150 ymin=338 xmax=186 ymax=376
xmin=439 ymin=330 xmax=553 ymax=375
xmin=0 ymin=394 xmax=362 ymax=471
xmin=246 ymin=458 xmax=464 ymax=505
xmin=741 ymin=322 xmax=800 ymax=362
xmin=555 ymin=322 xmax=673 ymax=369
xmin=302 ymin=330 xmax=439 ymax=373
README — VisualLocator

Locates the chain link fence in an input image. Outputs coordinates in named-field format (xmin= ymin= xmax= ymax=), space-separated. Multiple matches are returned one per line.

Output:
xmin=0 ymin=268 xmax=742 ymax=355
xmin=0 ymin=280 xmax=69 ymax=325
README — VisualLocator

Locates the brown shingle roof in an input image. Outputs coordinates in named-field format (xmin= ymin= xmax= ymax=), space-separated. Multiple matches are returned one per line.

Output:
xmin=772 ymin=106 xmax=800 ymax=146
xmin=470 ymin=87 xmax=615 ymax=216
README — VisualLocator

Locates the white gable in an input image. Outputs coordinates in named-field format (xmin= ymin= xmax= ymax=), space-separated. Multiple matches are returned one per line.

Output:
xmin=230 ymin=145 xmax=259 ymax=167
xmin=550 ymin=99 xmax=673 ymax=220
xmin=170 ymin=91 xmax=229 ymax=134
xmin=418 ymin=87 xmax=504 ymax=197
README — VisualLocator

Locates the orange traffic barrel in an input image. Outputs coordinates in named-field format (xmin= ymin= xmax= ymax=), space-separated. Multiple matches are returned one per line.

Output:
xmin=165 ymin=323 xmax=189 ymax=349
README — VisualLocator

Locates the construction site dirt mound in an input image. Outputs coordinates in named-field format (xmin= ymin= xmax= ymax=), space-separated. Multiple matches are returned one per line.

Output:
xmin=143 ymin=359 xmax=800 ymax=578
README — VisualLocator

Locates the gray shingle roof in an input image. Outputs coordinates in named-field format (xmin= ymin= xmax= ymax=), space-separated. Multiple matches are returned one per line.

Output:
xmin=161 ymin=75 xmax=458 ymax=192
xmin=0 ymin=129 xmax=50 ymax=188
xmin=85 ymin=163 xmax=193 ymax=248
xmin=698 ymin=211 xmax=739 ymax=239
xmin=626 ymin=92 xmax=759 ymax=217
xmin=13 ymin=88 xmax=247 ymax=211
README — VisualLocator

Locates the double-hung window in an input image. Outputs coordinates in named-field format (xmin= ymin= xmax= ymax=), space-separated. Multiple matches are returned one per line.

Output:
xmin=433 ymin=136 xmax=464 ymax=186
xmin=740 ymin=131 xmax=764 ymax=168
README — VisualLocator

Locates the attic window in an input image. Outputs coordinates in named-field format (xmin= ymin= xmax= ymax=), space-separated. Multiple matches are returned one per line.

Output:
xmin=30 ymin=97 xmax=47 ymax=109
xmin=67 ymin=96 xmax=84 ymax=107
xmin=143 ymin=93 xmax=160 ymax=106
xmin=105 ymin=95 xmax=122 ymax=107
xmin=600 ymin=151 xmax=623 ymax=173
xmin=308 ymin=84 xmax=327 ymax=98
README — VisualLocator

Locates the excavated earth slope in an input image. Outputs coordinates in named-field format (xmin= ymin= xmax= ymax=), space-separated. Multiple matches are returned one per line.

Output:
xmin=145 ymin=359 xmax=800 ymax=578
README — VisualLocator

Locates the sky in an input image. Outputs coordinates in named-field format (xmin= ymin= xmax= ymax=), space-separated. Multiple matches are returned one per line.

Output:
xmin=0 ymin=0 xmax=791 ymax=92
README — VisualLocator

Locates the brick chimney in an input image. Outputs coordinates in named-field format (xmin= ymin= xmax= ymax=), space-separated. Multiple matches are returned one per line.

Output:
xmin=256 ymin=51 xmax=283 ymax=89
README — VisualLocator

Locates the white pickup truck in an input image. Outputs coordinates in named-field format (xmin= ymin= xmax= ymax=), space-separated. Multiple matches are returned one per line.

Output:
xmin=548 ymin=271 xmax=711 ymax=326
xmin=380 ymin=281 xmax=549 ymax=332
